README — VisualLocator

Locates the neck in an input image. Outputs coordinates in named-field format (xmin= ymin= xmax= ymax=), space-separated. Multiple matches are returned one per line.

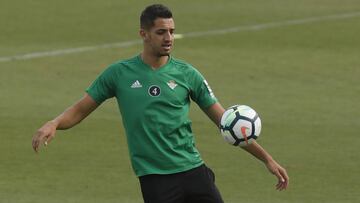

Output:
xmin=140 ymin=52 xmax=169 ymax=69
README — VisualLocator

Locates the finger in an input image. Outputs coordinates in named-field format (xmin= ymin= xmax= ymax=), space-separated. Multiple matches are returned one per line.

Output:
xmin=45 ymin=132 xmax=56 ymax=145
xmin=280 ymin=168 xmax=289 ymax=184
xmin=275 ymin=181 xmax=281 ymax=190
xmin=278 ymin=168 xmax=289 ymax=189
xmin=32 ymin=135 xmax=41 ymax=152
xmin=273 ymin=169 xmax=287 ymax=191
xmin=32 ymin=139 xmax=39 ymax=153
xmin=276 ymin=181 xmax=285 ymax=191
xmin=280 ymin=182 xmax=286 ymax=190
xmin=276 ymin=181 xmax=285 ymax=189
xmin=43 ymin=136 xmax=48 ymax=147
xmin=274 ymin=169 xmax=285 ymax=183
xmin=32 ymin=132 xmax=46 ymax=152
xmin=276 ymin=178 xmax=289 ymax=191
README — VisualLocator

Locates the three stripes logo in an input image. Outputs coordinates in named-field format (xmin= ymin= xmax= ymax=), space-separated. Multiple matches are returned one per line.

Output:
xmin=131 ymin=80 xmax=142 ymax=88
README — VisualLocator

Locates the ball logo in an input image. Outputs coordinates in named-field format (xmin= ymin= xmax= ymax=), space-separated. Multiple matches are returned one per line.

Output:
xmin=240 ymin=126 xmax=249 ymax=145
xmin=148 ymin=85 xmax=161 ymax=97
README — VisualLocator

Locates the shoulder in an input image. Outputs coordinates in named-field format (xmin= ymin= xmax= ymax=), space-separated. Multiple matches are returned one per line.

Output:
xmin=170 ymin=57 xmax=200 ymax=75
xmin=104 ymin=55 xmax=139 ymax=75
xmin=117 ymin=55 xmax=139 ymax=67
xmin=110 ymin=55 xmax=138 ymax=69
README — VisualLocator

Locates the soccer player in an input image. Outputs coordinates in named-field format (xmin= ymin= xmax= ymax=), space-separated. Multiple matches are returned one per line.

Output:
xmin=32 ymin=4 xmax=289 ymax=203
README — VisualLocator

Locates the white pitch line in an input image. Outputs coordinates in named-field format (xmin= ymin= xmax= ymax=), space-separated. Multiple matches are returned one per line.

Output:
xmin=0 ymin=40 xmax=142 ymax=63
xmin=184 ymin=11 xmax=360 ymax=38
xmin=1 ymin=11 xmax=360 ymax=63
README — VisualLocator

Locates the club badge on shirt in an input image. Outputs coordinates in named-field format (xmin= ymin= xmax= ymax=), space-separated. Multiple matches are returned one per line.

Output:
xmin=167 ymin=80 xmax=178 ymax=90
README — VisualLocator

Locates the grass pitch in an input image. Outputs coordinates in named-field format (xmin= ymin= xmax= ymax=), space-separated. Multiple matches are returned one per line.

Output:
xmin=1 ymin=0 xmax=360 ymax=202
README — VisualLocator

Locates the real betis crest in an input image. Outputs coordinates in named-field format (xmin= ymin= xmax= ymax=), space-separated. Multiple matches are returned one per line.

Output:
xmin=167 ymin=80 xmax=178 ymax=90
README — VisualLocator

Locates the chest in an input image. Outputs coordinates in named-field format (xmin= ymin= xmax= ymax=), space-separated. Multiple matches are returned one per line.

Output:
xmin=115 ymin=71 xmax=190 ymax=106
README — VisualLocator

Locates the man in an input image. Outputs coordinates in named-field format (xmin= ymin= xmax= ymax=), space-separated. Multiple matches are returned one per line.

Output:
xmin=32 ymin=4 xmax=288 ymax=203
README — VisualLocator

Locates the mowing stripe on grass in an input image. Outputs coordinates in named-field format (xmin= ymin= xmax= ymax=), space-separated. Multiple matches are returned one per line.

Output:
xmin=1 ymin=11 xmax=360 ymax=63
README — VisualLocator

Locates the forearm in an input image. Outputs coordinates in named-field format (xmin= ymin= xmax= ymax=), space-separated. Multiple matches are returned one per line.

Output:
xmin=203 ymin=102 xmax=225 ymax=126
xmin=32 ymin=94 xmax=98 ymax=152
xmin=242 ymin=141 xmax=289 ymax=189
xmin=241 ymin=141 xmax=274 ymax=164
xmin=50 ymin=94 xmax=98 ymax=130
xmin=51 ymin=106 xmax=87 ymax=130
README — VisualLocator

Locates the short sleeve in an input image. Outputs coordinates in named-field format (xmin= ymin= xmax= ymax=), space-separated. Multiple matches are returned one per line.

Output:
xmin=86 ymin=65 xmax=116 ymax=104
xmin=188 ymin=67 xmax=218 ymax=109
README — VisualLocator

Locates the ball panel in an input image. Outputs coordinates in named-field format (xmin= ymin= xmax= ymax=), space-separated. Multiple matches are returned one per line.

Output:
xmin=235 ymin=105 xmax=257 ymax=119
xmin=232 ymin=119 xmax=252 ymax=138
xmin=223 ymin=132 xmax=237 ymax=145
xmin=254 ymin=117 xmax=262 ymax=136
xmin=220 ymin=108 xmax=234 ymax=128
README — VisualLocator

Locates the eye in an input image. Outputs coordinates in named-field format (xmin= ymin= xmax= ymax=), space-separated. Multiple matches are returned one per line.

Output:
xmin=156 ymin=30 xmax=166 ymax=35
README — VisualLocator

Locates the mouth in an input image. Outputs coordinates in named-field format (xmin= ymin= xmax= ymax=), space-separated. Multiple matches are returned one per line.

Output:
xmin=162 ymin=44 xmax=172 ymax=50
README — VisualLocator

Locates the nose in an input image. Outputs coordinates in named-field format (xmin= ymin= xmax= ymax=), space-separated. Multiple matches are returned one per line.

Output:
xmin=164 ymin=31 xmax=173 ymax=41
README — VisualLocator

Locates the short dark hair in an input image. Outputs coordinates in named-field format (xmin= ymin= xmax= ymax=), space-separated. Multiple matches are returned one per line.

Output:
xmin=140 ymin=4 xmax=173 ymax=30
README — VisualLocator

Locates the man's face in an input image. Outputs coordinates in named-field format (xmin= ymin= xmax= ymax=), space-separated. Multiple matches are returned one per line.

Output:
xmin=142 ymin=18 xmax=175 ymax=57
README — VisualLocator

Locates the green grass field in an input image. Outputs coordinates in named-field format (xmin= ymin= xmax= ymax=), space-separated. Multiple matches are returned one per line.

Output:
xmin=1 ymin=0 xmax=360 ymax=202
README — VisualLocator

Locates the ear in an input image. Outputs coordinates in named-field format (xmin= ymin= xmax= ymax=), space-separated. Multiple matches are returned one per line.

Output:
xmin=139 ymin=29 xmax=148 ymax=41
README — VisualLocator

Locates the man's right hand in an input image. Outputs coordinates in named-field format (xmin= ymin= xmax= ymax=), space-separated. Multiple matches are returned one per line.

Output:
xmin=31 ymin=94 xmax=99 ymax=153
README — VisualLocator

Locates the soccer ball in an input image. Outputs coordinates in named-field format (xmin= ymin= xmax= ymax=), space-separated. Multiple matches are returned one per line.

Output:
xmin=220 ymin=105 xmax=262 ymax=146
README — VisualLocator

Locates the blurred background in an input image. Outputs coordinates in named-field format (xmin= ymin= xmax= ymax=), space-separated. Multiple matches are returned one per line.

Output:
xmin=1 ymin=0 xmax=359 ymax=202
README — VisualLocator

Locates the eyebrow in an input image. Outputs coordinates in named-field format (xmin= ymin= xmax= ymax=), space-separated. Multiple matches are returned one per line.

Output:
xmin=155 ymin=28 xmax=175 ymax=32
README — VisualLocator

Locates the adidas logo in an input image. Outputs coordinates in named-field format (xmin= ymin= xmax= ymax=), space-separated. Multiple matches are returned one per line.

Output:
xmin=131 ymin=80 xmax=142 ymax=88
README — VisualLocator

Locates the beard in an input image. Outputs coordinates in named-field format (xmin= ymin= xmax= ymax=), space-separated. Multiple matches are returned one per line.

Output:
xmin=154 ymin=47 xmax=171 ymax=57
xmin=156 ymin=52 xmax=170 ymax=57
xmin=147 ymin=42 xmax=172 ymax=58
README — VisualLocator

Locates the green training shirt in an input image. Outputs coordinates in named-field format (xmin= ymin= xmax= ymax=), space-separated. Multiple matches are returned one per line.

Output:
xmin=86 ymin=55 xmax=217 ymax=177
